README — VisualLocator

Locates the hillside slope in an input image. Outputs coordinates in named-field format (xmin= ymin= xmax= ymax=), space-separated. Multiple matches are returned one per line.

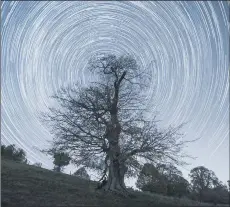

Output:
xmin=1 ymin=159 xmax=223 ymax=207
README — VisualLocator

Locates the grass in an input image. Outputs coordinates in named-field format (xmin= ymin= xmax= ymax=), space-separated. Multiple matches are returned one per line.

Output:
xmin=1 ymin=159 xmax=228 ymax=207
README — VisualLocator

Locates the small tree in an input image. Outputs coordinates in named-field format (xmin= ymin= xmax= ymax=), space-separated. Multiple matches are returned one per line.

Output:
xmin=167 ymin=175 xmax=190 ymax=197
xmin=136 ymin=164 xmax=158 ymax=189
xmin=156 ymin=164 xmax=190 ymax=197
xmin=136 ymin=163 xmax=167 ymax=194
xmin=73 ymin=167 xmax=90 ymax=180
xmin=1 ymin=144 xmax=27 ymax=163
xmin=53 ymin=152 xmax=71 ymax=172
xmin=136 ymin=163 xmax=189 ymax=197
xmin=189 ymin=166 xmax=221 ymax=202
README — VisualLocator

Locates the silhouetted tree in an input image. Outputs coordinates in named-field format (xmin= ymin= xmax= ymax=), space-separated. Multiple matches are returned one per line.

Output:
xmin=1 ymin=144 xmax=27 ymax=163
xmin=136 ymin=163 xmax=189 ymax=197
xmin=213 ymin=183 xmax=229 ymax=204
xmin=167 ymin=175 xmax=190 ymax=197
xmin=156 ymin=164 xmax=190 ymax=197
xmin=189 ymin=166 xmax=221 ymax=202
xmin=53 ymin=152 xmax=71 ymax=172
xmin=73 ymin=167 xmax=90 ymax=180
xmin=136 ymin=163 xmax=167 ymax=195
xmin=201 ymin=184 xmax=229 ymax=205
xmin=42 ymin=54 xmax=196 ymax=192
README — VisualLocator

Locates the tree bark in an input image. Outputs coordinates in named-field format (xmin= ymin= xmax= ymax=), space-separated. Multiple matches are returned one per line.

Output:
xmin=102 ymin=150 xmax=128 ymax=191
xmin=103 ymin=113 xmax=127 ymax=191
xmin=104 ymin=156 xmax=127 ymax=190
xmin=102 ymin=71 xmax=127 ymax=191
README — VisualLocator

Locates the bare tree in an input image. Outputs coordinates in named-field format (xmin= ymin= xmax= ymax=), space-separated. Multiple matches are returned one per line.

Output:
xmin=42 ymin=54 xmax=195 ymax=192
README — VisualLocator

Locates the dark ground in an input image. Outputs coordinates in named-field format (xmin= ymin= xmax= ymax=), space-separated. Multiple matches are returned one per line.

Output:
xmin=1 ymin=159 xmax=227 ymax=207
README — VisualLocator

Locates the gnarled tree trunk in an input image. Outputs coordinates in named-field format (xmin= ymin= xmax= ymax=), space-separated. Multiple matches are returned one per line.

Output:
xmin=104 ymin=150 xmax=128 ymax=191
xmin=103 ymin=113 xmax=128 ymax=191
xmin=102 ymin=70 xmax=128 ymax=191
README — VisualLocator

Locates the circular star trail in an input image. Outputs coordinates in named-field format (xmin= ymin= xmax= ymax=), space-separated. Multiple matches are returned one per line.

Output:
xmin=1 ymin=1 xmax=229 ymax=182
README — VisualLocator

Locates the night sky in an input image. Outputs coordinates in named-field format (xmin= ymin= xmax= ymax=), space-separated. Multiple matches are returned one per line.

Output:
xmin=1 ymin=1 xmax=229 ymax=187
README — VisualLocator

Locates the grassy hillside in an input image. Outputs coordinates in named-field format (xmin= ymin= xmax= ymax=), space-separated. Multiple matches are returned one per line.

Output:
xmin=1 ymin=159 xmax=227 ymax=207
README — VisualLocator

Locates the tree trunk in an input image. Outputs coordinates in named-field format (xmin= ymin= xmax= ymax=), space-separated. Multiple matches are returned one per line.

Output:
xmin=103 ymin=112 xmax=127 ymax=191
xmin=103 ymin=75 xmax=127 ymax=191
xmin=57 ymin=165 xmax=61 ymax=172
xmin=104 ymin=154 xmax=127 ymax=191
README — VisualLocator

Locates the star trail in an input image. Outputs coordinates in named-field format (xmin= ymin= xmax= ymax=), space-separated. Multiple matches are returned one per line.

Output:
xmin=1 ymin=1 xmax=229 ymax=184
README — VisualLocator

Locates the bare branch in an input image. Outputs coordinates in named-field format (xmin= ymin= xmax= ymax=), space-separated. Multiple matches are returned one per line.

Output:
xmin=41 ymin=54 xmax=196 ymax=191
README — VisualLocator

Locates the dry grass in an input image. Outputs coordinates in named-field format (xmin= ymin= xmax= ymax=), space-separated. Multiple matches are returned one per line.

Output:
xmin=1 ymin=159 xmax=227 ymax=207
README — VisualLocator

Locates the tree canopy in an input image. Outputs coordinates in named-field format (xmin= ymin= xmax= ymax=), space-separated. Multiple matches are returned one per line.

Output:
xmin=189 ymin=166 xmax=229 ymax=204
xmin=189 ymin=166 xmax=219 ymax=193
xmin=136 ymin=163 xmax=190 ymax=197
xmin=1 ymin=144 xmax=27 ymax=163
xmin=42 ymin=54 xmax=195 ymax=191
xmin=53 ymin=152 xmax=71 ymax=172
